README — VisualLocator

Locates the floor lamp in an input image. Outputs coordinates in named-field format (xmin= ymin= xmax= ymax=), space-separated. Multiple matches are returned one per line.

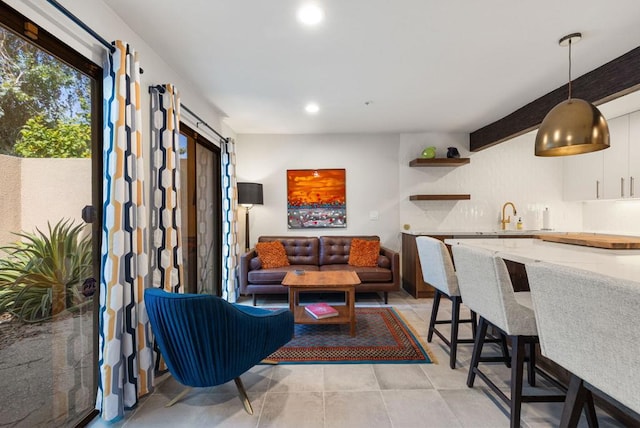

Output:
xmin=237 ymin=182 xmax=263 ymax=251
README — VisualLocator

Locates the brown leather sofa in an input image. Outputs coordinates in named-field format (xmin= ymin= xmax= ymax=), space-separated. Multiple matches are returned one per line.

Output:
xmin=239 ymin=235 xmax=400 ymax=305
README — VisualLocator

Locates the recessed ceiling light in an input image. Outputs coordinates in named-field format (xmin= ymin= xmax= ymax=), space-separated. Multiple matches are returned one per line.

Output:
xmin=297 ymin=4 xmax=324 ymax=26
xmin=305 ymin=103 xmax=320 ymax=114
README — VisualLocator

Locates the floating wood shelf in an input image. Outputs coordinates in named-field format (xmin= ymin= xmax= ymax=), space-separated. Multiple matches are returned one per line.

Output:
xmin=410 ymin=194 xmax=471 ymax=201
xmin=409 ymin=158 xmax=470 ymax=167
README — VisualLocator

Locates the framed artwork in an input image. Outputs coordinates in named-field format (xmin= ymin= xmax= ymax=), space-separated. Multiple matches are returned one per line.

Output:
xmin=287 ymin=169 xmax=346 ymax=228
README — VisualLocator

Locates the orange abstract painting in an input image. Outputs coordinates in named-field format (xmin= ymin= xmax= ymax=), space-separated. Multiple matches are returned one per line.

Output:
xmin=287 ymin=169 xmax=346 ymax=228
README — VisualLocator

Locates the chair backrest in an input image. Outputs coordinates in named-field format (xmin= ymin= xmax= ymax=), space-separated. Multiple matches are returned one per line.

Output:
xmin=451 ymin=244 xmax=537 ymax=336
xmin=144 ymin=288 xmax=248 ymax=388
xmin=526 ymin=262 xmax=640 ymax=414
xmin=415 ymin=236 xmax=459 ymax=296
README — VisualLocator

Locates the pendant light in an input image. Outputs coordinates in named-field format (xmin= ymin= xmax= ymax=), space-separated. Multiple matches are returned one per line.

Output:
xmin=534 ymin=33 xmax=610 ymax=156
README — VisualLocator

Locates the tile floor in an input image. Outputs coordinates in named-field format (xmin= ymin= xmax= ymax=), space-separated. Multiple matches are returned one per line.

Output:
xmin=89 ymin=290 xmax=624 ymax=428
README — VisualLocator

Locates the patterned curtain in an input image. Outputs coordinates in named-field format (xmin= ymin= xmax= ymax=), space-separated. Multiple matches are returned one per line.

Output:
xmin=149 ymin=84 xmax=184 ymax=293
xmin=221 ymin=138 xmax=240 ymax=301
xmin=96 ymin=41 xmax=153 ymax=422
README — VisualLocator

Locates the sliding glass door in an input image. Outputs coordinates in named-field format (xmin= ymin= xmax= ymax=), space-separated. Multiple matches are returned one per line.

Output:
xmin=0 ymin=4 xmax=101 ymax=426
xmin=179 ymin=124 xmax=222 ymax=295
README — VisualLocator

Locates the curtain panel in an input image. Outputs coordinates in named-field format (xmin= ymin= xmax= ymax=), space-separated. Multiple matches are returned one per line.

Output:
xmin=96 ymin=40 xmax=153 ymax=423
xmin=221 ymin=138 xmax=240 ymax=301
xmin=149 ymin=84 xmax=184 ymax=293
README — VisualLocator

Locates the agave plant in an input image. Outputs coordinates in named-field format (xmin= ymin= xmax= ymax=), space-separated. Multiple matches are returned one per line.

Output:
xmin=0 ymin=219 xmax=92 ymax=322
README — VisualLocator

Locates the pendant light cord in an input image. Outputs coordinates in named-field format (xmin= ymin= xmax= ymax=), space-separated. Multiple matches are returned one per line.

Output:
xmin=568 ymin=39 xmax=573 ymax=100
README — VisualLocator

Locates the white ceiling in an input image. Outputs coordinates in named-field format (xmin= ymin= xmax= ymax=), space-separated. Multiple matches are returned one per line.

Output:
xmin=104 ymin=0 xmax=640 ymax=135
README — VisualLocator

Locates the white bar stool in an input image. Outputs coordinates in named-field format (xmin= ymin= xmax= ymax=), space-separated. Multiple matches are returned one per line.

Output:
xmin=527 ymin=261 xmax=640 ymax=427
xmin=451 ymin=244 xmax=567 ymax=428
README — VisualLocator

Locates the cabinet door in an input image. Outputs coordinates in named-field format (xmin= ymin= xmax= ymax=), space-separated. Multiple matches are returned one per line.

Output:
xmin=563 ymin=150 xmax=603 ymax=201
xmin=603 ymin=115 xmax=630 ymax=199
xmin=629 ymin=111 xmax=640 ymax=198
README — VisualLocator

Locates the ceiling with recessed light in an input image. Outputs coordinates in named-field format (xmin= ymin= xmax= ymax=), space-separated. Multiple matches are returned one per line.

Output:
xmin=104 ymin=0 xmax=640 ymax=136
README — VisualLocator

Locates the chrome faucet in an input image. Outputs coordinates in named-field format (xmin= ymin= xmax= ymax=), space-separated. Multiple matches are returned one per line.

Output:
xmin=501 ymin=202 xmax=517 ymax=230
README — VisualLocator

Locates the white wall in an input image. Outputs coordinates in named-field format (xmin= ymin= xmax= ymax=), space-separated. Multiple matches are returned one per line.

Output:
xmin=399 ymin=131 xmax=582 ymax=233
xmin=235 ymin=134 xmax=401 ymax=250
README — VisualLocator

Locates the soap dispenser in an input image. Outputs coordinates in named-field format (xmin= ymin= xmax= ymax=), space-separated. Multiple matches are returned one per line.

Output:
xmin=516 ymin=217 xmax=523 ymax=230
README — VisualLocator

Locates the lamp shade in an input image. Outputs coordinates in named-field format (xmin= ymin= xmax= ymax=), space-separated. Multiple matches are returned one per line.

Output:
xmin=237 ymin=182 xmax=263 ymax=205
xmin=534 ymin=98 xmax=610 ymax=156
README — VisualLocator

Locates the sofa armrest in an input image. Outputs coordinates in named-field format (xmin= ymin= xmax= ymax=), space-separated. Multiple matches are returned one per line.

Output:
xmin=239 ymin=249 xmax=257 ymax=292
xmin=380 ymin=246 xmax=400 ymax=289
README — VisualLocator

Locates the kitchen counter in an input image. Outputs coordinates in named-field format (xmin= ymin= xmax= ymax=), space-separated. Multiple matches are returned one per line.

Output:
xmin=403 ymin=229 xmax=559 ymax=237
xmin=401 ymin=232 xmax=545 ymax=298
xmin=444 ymin=237 xmax=640 ymax=284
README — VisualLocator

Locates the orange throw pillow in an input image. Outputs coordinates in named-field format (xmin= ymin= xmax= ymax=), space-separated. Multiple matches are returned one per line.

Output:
xmin=255 ymin=241 xmax=290 ymax=269
xmin=348 ymin=238 xmax=380 ymax=267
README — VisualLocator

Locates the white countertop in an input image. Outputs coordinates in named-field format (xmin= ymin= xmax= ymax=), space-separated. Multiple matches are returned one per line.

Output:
xmin=444 ymin=238 xmax=640 ymax=283
xmin=404 ymin=230 xmax=559 ymax=237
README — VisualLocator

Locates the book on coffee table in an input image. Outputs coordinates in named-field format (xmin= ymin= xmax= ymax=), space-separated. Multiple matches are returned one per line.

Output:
xmin=304 ymin=302 xmax=339 ymax=319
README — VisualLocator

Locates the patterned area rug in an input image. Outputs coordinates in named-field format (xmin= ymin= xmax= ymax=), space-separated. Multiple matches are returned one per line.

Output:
xmin=267 ymin=307 xmax=433 ymax=364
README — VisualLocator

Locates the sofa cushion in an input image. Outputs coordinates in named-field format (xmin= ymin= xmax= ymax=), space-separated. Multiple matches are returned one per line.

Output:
xmin=319 ymin=235 xmax=380 ymax=265
xmin=259 ymin=236 xmax=319 ymax=265
xmin=256 ymin=241 xmax=290 ymax=269
xmin=319 ymin=264 xmax=392 ymax=282
xmin=348 ymin=238 xmax=380 ymax=267
xmin=248 ymin=265 xmax=320 ymax=285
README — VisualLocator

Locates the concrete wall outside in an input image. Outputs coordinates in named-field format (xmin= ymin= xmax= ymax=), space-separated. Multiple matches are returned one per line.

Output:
xmin=0 ymin=154 xmax=22 ymax=246
xmin=20 ymin=157 xmax=92 ymax=235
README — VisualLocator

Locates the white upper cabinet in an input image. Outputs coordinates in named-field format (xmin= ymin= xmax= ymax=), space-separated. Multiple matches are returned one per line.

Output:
xmin=563 ymin=149 xmax=603 ymax=201
xmin=563 ymin=111 xmax=640 ymax=201
xmin=603 ymin=115 xmax=630 ymax=199
xmin=628 ymin=110 xmax=640 ymax=198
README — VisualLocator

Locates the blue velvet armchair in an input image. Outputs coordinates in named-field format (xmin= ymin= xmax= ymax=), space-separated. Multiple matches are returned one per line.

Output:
xmin=144 ymin=288 xmax=294 ymax=414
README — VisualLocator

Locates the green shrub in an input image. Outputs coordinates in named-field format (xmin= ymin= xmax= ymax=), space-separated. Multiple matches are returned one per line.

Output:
xmin=0 ymin=219 xmax=92 ymax=322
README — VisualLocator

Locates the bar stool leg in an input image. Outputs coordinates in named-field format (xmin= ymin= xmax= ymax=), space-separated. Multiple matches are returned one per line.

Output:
xmin=561 ymin=375 xmax=598 ymax=428
xmin=584 ymin=389 xmax=598 ymax=428
xmin=467 ymin=317 xmax=488 ymax=387
xmin=509 ymin=336 xmax=526 ymax=428
xmin=501 ymin=333 xmax=511 ymax=368
xmin=526 ymin=341 xmax=536 ymax=387
xmin=427 ymin=290 xmax=442 ymax=343
xmin=450 ymin=295 xmax=462 ymax=369
xmin=470 ymin=310 xmax=477 ymax=339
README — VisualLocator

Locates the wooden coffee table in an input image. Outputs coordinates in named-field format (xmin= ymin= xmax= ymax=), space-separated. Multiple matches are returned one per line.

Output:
xmin=282 ymin=270 xmax=361 ymax=337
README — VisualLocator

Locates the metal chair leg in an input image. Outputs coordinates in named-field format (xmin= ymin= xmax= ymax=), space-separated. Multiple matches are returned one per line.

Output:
xmin=165 ymin=387 xmax=191 ymax=407
xmin=234 ymin=377 xmax=254 ymax=415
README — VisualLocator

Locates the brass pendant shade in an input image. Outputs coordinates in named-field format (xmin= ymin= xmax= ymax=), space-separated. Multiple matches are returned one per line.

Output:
xmin=534 ymin=98 xmax=610 ymax=156
xmin=534 ymin=32 xmax=610 ymax=157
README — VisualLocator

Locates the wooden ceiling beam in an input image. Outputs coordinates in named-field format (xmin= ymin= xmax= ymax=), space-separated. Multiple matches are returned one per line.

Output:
xmin=470 ymin=46 xmax=640 ymax=152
